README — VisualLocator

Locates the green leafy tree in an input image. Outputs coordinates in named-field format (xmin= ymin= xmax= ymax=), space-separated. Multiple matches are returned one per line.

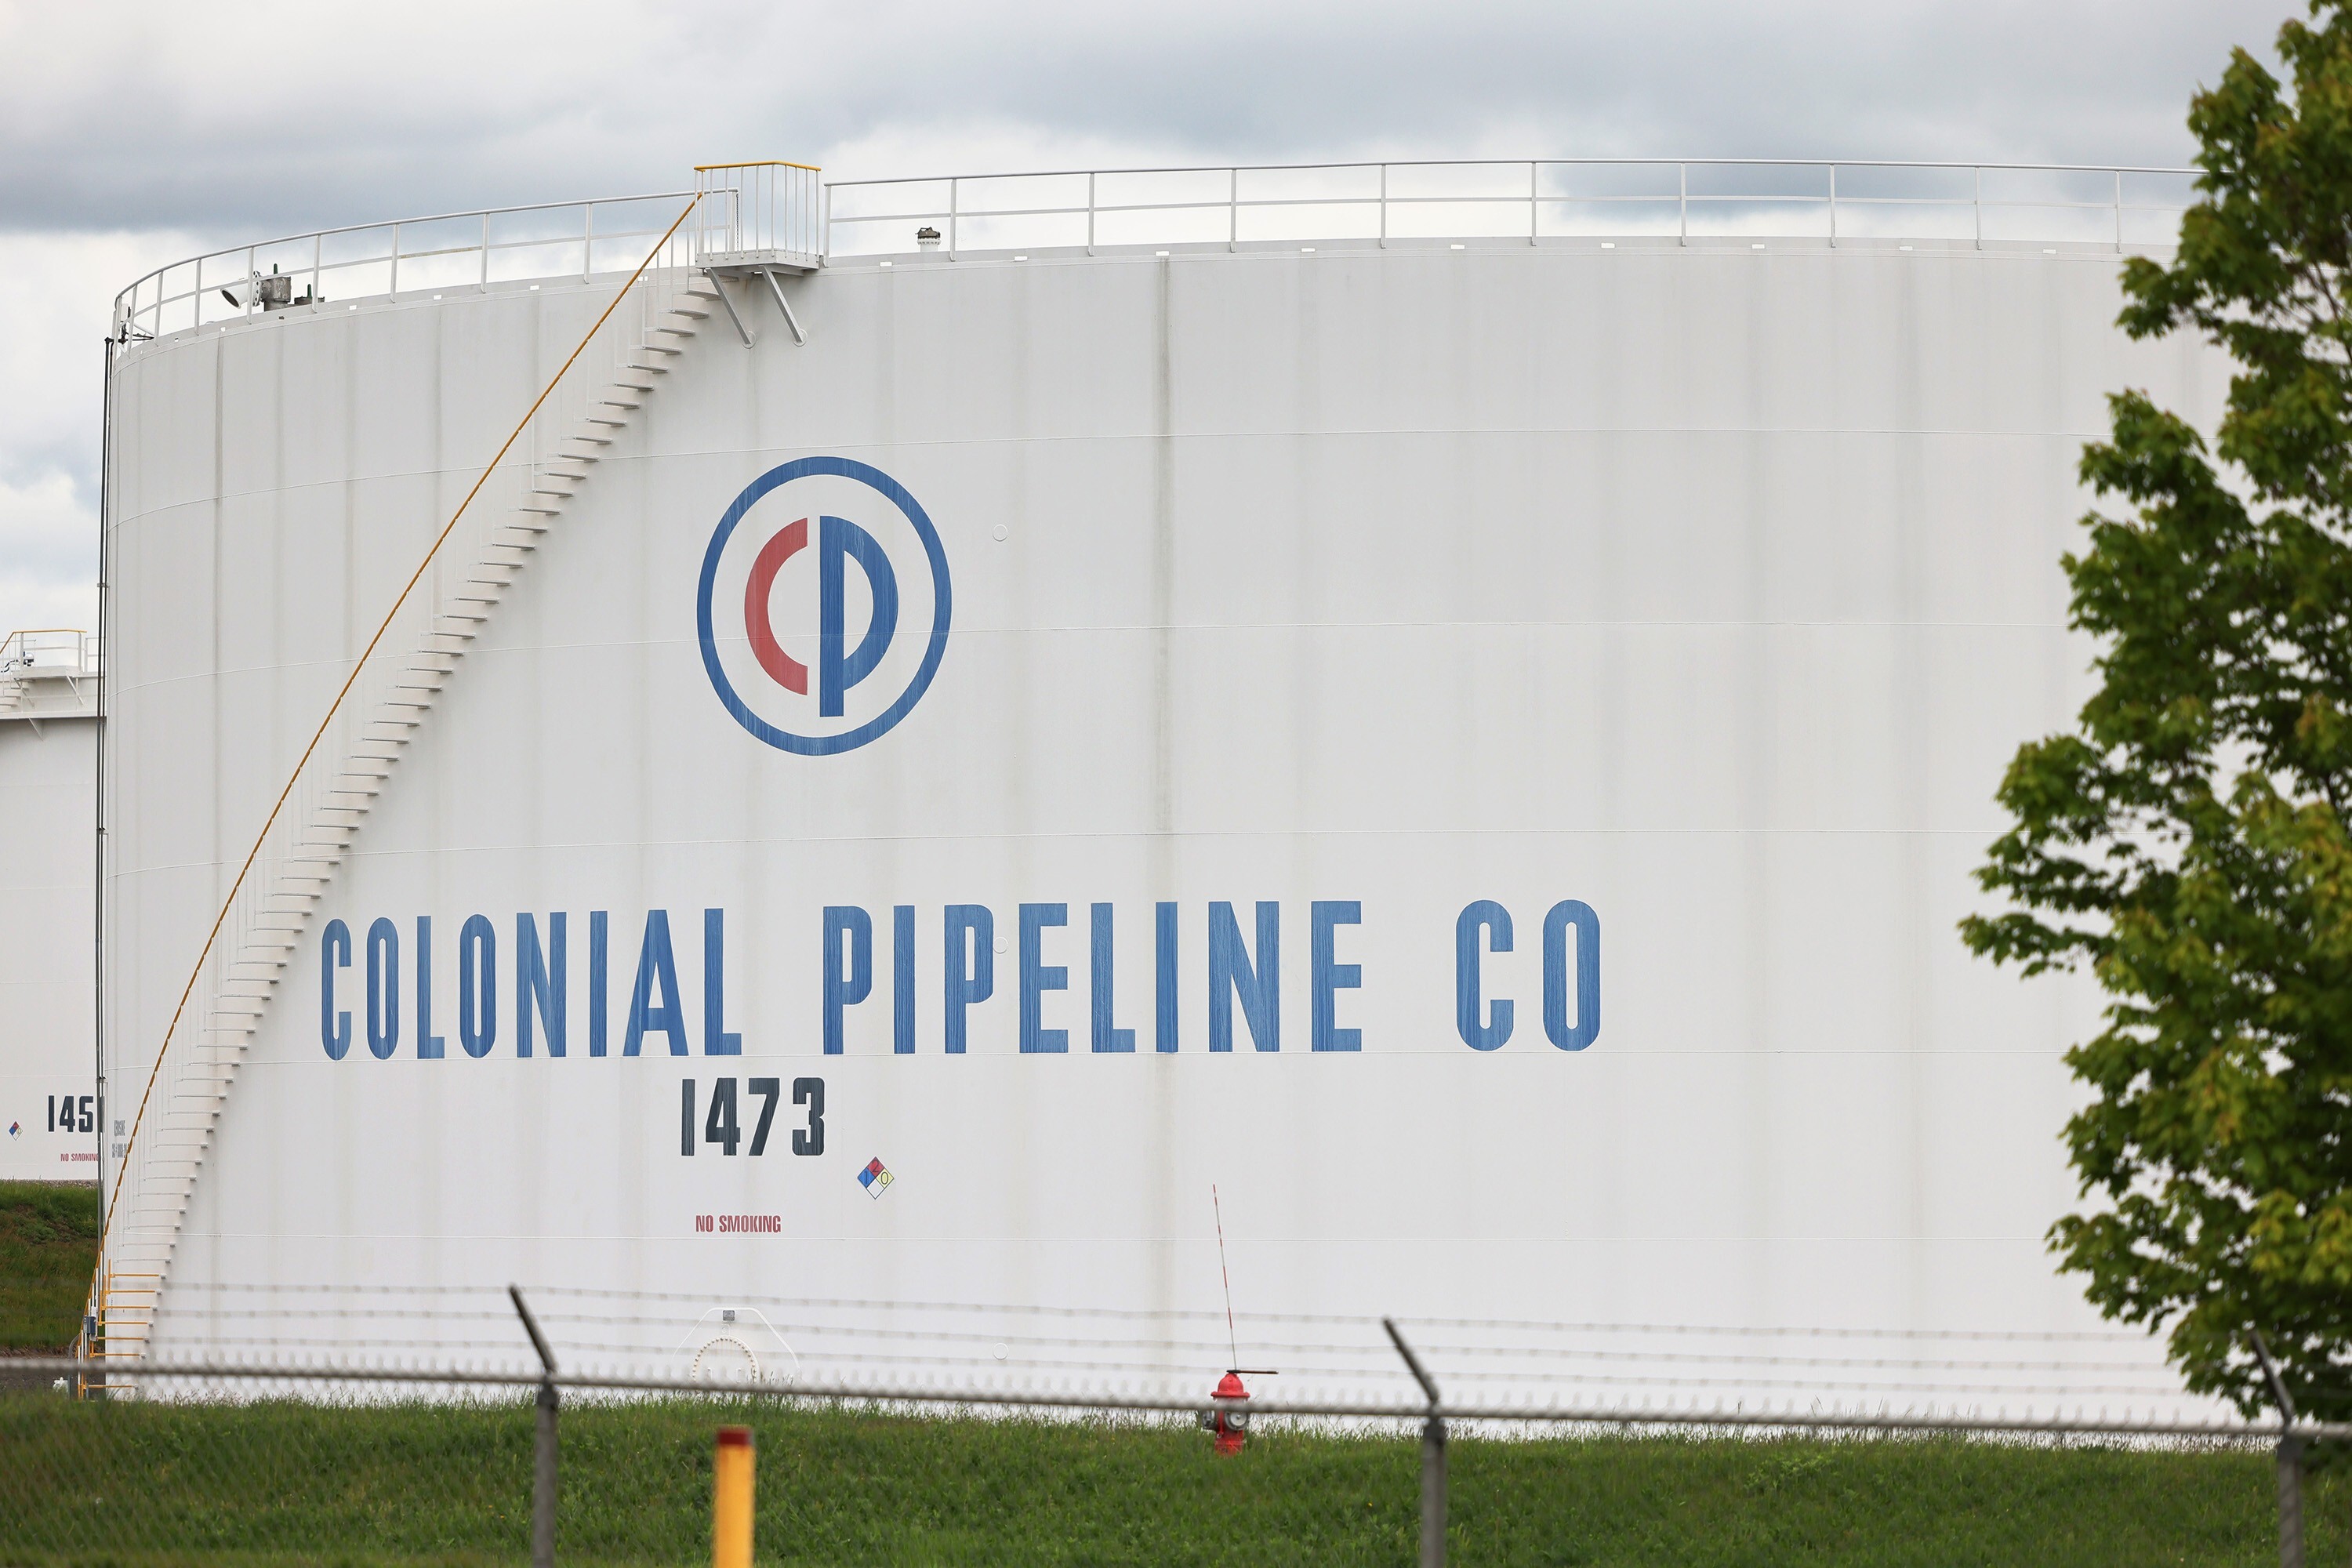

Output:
xmin=1963 ymin=0 xmax=2352 ymax=1419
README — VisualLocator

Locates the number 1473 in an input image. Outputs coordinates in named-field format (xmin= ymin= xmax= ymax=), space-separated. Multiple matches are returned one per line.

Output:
xmin=681 ymin=1077 xmax=822 ymax=1156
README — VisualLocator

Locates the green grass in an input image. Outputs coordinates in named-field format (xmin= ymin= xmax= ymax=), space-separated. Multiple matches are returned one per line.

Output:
xmin=0 ymin=1200 xmax=2315 ymax=1563
xmin=0 ymin=1181 xmax=97 ymax=1351
xmin=0 ymin=1395 xmax=2328 ymax=1566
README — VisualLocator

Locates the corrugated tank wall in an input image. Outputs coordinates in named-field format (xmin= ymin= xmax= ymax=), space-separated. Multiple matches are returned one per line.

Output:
xmin=110 ymin=240 xmax=2230 ymax=1408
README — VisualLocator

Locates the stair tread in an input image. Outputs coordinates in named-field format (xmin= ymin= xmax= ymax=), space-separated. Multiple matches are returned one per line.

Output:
xmin=107 ymin=319 xmax=696 ymax=1308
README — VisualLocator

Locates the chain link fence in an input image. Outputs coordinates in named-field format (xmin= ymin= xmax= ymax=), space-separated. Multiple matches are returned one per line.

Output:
xmin=3 ymin=1290 xmax=2348 ymax=1567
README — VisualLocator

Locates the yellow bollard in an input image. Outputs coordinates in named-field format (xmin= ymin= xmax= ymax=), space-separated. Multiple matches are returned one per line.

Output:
xmin=713 ymin=1425 xmax=754 ymax=1568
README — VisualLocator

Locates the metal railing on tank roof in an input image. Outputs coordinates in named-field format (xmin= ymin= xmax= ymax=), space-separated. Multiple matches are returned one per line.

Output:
xmin=111 ymin=191 xmax=696 ymax=343
xmin=110 ymin=158 xmax=2203 ymax=343
xmin=0 ymin=627 xmax=98 ymax=677
xmin=820 ymin=158 xmax=2202 ymax=260
xmin=694 ymin=161 xmax=824 ymax=268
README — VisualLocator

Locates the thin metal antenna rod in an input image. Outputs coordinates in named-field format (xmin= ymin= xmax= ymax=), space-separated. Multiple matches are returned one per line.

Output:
xmin=1213 ymin=1185 xmax=1239 ymax=1370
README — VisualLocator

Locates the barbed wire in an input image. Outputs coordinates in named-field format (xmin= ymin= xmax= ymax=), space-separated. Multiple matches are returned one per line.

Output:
xmin=151 ymin=1279 xmax=2158 ymax=1343
xmin=107 ymin=1279 xmax=2219 ymax=1423
xmin=16 ymin=1356 xmax=2297 ymax=1443
xmin=103 ymin=1338 xmax=2191 ymax=1399
xmin=135 ymin=1306 xmax=2185 ymax=1378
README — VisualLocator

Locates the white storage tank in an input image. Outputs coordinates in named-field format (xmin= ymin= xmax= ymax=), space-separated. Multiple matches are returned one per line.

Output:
xmin=96 ymin=162 xmax=2227 ymax=1411
xmin=0 ymin=630 xmax=100 ymax=1183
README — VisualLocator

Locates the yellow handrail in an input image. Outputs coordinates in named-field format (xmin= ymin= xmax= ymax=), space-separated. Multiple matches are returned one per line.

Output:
xmin=694 ymin=161 xmax=822 ymax=172
xmin=86 ymin=194 xmax=703 ymax=1345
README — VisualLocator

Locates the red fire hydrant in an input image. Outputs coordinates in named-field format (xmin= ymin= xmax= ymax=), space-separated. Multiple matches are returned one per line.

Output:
xmin=1204 ymin=1370 xmax=1251 ymax=1454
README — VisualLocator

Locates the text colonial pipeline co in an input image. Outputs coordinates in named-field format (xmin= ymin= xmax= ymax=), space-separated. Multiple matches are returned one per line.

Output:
xmin=314 ymin=899 xmax=1598 ymax=1061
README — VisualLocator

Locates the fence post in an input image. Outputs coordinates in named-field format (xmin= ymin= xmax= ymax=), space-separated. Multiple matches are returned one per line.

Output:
xmin=1421 ymin=1409 xmax=1449 ymax=1565
xmin=2251 ymin=1330 xmax=2304 ymax=1568
xmin=1385 ymin=1318 xmax=1446 ymax=1568
xmin=2278 ymin=1432 xmax=2305 ymax=1568
xmin=512 ymin=1286 xmax=559 ymax=1568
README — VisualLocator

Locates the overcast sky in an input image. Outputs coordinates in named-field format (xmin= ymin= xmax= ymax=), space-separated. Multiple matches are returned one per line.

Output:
xmin=0 ymin=0 xmax=2298 ymax=638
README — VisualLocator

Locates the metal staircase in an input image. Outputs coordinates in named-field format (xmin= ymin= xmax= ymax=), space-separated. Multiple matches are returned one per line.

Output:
xmin=83 ymin=208 xmax=731 ymax=1387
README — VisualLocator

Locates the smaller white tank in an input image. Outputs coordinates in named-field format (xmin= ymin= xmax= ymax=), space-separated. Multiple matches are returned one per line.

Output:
xmin=0 ymin=629 xmax=100 ymax=1181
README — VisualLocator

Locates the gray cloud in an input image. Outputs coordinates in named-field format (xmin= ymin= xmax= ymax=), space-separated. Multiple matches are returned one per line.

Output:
xmin=0 ymin=0 xmax=2297 ymax=241
xmin=0 ymin=0 xmax=2307 ymax=633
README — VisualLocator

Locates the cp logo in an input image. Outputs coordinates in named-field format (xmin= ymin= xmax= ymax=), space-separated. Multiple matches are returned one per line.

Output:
xmin=697 ymin=457 xmax=953 ymax=755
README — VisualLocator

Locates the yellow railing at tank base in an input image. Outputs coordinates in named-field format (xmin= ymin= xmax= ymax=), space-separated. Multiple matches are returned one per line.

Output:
xmin=79 ymin=194 xmax=706 ymax=1375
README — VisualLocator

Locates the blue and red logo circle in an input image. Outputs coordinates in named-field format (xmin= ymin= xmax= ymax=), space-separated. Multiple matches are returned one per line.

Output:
xmin=697 ymin=456 xmax=952 ymax=754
